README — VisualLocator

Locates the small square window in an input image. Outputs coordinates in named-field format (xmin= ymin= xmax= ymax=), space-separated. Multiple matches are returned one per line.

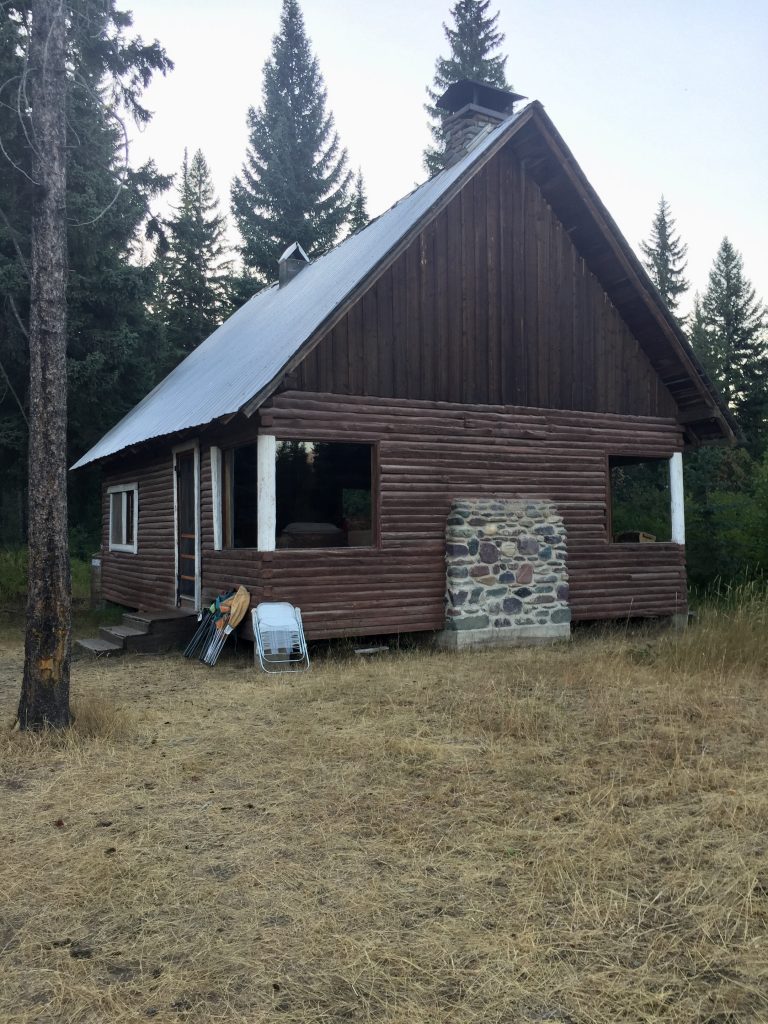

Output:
xmin=108 ymin=483 xmax=138 ymax=553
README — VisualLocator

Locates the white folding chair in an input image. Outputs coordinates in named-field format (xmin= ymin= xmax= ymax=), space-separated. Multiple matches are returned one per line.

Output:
xmin=252 ymin=602 xmax=310 ymax=673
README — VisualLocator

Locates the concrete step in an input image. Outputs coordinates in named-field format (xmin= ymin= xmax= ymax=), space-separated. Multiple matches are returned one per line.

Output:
xmin=123 ymin=610 xmax=198 ymax=640
xmin=104 ymin=625 xmax=186 ymax=654
xmin=74 ymin=637 xmax=124 ymax=658
xmin=99 ymin=624 xmax=147 ymax=644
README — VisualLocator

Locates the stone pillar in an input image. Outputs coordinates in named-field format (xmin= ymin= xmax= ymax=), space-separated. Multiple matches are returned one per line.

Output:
xmin=436 ymin=498 xmax=570 ymax=650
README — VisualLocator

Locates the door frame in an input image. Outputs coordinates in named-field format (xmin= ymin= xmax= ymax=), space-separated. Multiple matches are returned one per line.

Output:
xmin=172 ymin=441 xmax=201 ymax=609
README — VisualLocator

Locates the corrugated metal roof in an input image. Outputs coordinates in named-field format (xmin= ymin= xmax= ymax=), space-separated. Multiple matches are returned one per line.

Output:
xmin=71 ymin=111 xmax=525 ymax=470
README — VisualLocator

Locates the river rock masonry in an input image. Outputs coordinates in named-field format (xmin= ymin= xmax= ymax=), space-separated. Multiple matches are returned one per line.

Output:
xmin=436 ymin=497 xmax=571 ymax=649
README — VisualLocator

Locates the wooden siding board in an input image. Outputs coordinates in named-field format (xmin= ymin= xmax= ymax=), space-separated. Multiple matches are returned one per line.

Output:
xmin=432 ymin=207 xmax=448 ymax=403
xmin=473 ymin=165 xmax=489 ymax=404
xmin=420 ymin=227 xmax=436 ymax=401
xmin=446 ymin=192 xmax=463 ymax=403
xmin=361 ymin=289 xmax=378 ymax=396
xmin=498 ymin=148 xmax=512 ymax=404
xmin=511 ymin=153 xmax=527 ymax=405
xmin=523 ymin=165 xmax=539 ymax=407
xmin=348 ymin=293 xmax=364 ymax=395
xmin=392 ymin=245 xmax=408 ymax=399
xmin=460 ymin=181 xmax=474 ymax=404
xmin=485 ymin=156 xmax=500 ymax=403
xmin=405 ymin=240 xmax=421 ymax=401
xmin=376 ymin=265 xmax=394 ymax=396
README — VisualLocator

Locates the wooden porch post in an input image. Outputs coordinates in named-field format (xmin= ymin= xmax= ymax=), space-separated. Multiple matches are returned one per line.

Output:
xmin=257 ymin=434 xmax=277 ymax=551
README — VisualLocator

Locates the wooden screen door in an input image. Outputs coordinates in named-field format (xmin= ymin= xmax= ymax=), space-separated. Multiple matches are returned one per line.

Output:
xmin=175 ymin=448 xmax=198 ymax=605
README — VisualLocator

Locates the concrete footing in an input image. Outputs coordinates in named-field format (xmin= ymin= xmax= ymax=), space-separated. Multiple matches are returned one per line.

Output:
xmin=670 ymin=611 xmax=689 ymax=632
xmin=435 ymin=622 xmax=571 ymax=650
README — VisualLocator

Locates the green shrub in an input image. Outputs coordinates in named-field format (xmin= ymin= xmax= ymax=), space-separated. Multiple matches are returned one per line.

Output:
xmin=0 ymin=549 xmax=28 ymax=606
xmin=0 ymin=548 xmax=91 ymax=607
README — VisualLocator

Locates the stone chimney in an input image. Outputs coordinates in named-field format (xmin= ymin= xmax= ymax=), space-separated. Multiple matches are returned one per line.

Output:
xmin=437 ymin=79 xmax=526 ymax=169
xmin=278 ymin=241 xmax=310 ymax=287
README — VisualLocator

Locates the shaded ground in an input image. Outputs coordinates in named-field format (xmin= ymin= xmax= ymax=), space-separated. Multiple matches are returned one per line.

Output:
xmin=1 ymin=604 xmax=767 ymax=1023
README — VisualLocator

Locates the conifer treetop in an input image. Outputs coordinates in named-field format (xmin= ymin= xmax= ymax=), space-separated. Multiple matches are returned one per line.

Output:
xmin=161 ymin=146 xmax=231 ymax=355
xmin=689 ymin=237 xmax=767 ymax=449
xmin=348 ymin=168 xmax=369 ymax=234
xmin=231 ymin=0 xmax=352 ymax=283
xmin=639 ymin=195 xmax=689 ymax=314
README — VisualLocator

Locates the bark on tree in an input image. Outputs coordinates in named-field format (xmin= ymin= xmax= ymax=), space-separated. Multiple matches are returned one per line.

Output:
xmin=17 ymin=0 xmax=71 ymax=730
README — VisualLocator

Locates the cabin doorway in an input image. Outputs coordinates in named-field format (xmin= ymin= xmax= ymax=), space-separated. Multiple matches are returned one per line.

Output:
xmin=173 ymin=443 xmax=200 ymax=608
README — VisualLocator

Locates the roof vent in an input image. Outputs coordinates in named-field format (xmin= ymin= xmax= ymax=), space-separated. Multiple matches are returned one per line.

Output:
xmin=436 ymin=79 xmax=527 ymax=169
xmin=278 ymin=242 xmax=310 ymax=287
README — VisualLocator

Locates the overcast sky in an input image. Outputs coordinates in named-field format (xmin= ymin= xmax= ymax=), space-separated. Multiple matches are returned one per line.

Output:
xmin=126 ymin=0 xmax=767 ymax=313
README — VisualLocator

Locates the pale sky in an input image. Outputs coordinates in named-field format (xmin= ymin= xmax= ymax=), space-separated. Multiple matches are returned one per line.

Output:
xmin=126 ymin=0 xmax=768 ymax=313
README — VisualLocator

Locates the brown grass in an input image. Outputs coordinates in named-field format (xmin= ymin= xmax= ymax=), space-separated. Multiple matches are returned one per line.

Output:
xmin=0 ymin=607 xmax=767 ymax=1024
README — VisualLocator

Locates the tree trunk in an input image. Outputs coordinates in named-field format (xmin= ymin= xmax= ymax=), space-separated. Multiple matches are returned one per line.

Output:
xmin=17 ymin=0 xmax=71 ymax=730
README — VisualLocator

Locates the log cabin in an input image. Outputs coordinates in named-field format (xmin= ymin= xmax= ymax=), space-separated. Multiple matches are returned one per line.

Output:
xmin=73 ymin=80 xmax=736 ymax=650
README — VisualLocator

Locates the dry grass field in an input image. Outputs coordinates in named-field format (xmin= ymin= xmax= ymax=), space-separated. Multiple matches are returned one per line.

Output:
xmin=1 ymin=596 xmax=767 ymax=1024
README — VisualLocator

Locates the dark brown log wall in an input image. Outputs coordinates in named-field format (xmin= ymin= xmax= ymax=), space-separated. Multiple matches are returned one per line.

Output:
xmin=100 ymin=450 xmax=175 ymax=609
xmin=295 ymin=146 xmax=678 ymax=420
xmin=101 ymin=394 xmax=687 ymax=636
xmin=192 ymin=392 xmax=686 ymax=639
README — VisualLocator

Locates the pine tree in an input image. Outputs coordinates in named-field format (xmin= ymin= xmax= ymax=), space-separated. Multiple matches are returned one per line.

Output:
xmin=639 ymin=195 xmax=689 ymax=313
xmin=17 ymin=0 xmax=71 ymax=729
xmin=689 ymin=238 xmax=768 ymax=451
xmin=424 ymin=0 xmax=509 ymax=175
xmin=161 ymin=149 xmax=231 ymax=355
xmin=348 ymin=169 xmax=369 ymax=233
xmin=231 ymin=0 xmax=352 ymax=283
xmin=0 ymin=2 xmax=172 ymax=550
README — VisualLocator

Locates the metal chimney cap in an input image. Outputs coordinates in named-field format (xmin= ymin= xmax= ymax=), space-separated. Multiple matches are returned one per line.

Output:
xmin=437 ymin=79 xmax=526 ymax=116
xmin=278 ymin=241 xmax=310 ymax=264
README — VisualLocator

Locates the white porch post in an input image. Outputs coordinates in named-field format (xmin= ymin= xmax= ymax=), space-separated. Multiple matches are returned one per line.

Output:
xmin=257 ymin=434 xmax=277 ymax=551
xmin=670 ymin=451 xmax=685 ymax=545
xmin=210 ymin=446 xmax=222 ymax=551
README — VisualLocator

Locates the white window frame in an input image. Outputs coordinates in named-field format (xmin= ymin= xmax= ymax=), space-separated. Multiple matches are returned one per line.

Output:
xmin=172 ymin=442 xmax=201 ymax=610
xmin=107 ymin=482 xmax=139 ymax=554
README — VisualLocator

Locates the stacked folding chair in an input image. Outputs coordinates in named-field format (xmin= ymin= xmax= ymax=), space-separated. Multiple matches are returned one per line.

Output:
xmin=252 ymin=602 xmax=310 ymax=674
xmin=184 ymin=587 xmax=250 ymax=666
xmin=201 ymin=586 xmax=251 ymax=666
xmin=183 ymin=598 xmax=226 ymax=659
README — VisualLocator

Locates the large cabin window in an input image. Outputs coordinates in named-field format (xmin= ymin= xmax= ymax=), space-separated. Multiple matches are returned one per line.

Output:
xmin=276 ymin=441 xmax=374 ymax=549
xmin=609 ymin=456 xmax=672 ymax=543
xmin=107 ymin=482 xmax=138 ymax=553
xmin=222 ymin=443 xmax=259 ymax=548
